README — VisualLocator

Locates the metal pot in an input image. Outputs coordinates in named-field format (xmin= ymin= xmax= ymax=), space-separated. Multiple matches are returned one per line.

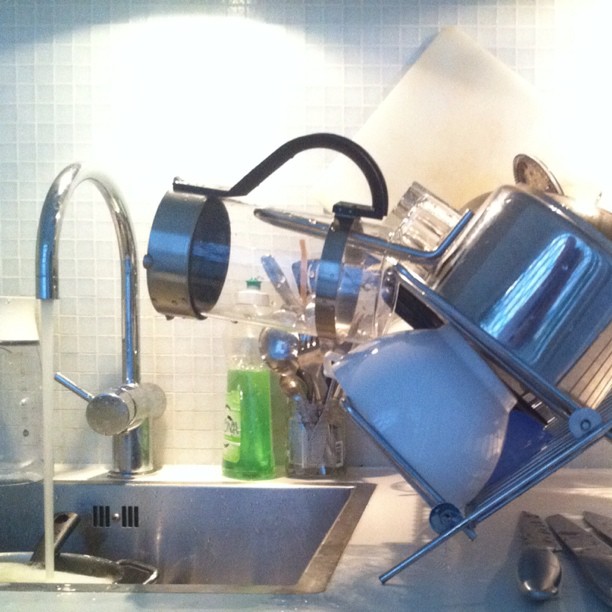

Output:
xmin=0 ymin=551 xmax=157 ymax=584
xmin=430 ymin=184 xmax=612 ymax=408
xmin=0 ymin=512 xmax=157 ymax=585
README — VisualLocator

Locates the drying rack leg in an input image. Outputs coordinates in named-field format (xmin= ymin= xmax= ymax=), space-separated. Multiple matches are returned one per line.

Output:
xmin=379 ymin=410 xmax=612 ymax=584
xmin=379 ymin=511 xmax=475 ymax=584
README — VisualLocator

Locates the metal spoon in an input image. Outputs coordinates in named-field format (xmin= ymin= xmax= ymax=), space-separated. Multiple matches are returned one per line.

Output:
xmin=259 ymin=327 xmax=299 ymax=375
xmin=279 ymin=373 xmax=319 ymax=427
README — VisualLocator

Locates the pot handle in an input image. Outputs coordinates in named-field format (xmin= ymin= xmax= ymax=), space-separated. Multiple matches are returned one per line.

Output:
xmin=30 ymin=512 xmax=81 ymax=565
xmin=116 ymin=558 xmax=159 ymax=584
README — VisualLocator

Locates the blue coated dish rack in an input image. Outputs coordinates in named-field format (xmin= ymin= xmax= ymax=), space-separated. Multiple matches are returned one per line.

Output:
xmin=345 ymin=260 xmax=612 ymax=583
xmin=255 ymin=185 xmax=612 ymax=583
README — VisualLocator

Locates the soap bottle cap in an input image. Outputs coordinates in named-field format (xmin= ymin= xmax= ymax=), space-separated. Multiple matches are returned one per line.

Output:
xmin=237 ymin=278 xmax=270 ymax=307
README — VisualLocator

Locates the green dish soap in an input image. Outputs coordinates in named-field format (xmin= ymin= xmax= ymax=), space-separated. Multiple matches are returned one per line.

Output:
xmin=222 ymin=280 xmax=275 ymax=480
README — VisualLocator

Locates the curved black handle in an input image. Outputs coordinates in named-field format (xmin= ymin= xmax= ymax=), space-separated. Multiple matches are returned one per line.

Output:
xmin=175 ymin=133 xmax=388 ymax=220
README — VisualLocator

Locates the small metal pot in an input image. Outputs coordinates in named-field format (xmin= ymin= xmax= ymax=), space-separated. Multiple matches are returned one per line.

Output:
xmin=0 ymin=511 xmax=157 ymax=585
xmin=0 ymin=551 xmax=157 ymax=584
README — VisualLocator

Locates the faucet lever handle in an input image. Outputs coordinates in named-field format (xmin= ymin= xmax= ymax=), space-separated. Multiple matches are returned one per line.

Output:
xmin=86 ymin=383 xmax=165 ymax=436
xmin=54 ymin=372 xmax=166 ymax=437
xmin=54 ymin=372 xmax=134 ymax=436
xmin=54 ymin=372 xmax=94 ymax=402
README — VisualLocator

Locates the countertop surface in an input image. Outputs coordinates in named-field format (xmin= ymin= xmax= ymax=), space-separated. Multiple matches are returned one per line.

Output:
xmin=1 ymin=466 xmax=612 ymax=611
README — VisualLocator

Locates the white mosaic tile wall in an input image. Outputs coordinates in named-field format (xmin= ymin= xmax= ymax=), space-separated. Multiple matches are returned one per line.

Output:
xmin=0 ymin=0 xmax=610 ymax=469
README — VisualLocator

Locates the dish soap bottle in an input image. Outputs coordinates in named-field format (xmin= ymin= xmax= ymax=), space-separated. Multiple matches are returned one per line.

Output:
xmin=222 ymin=279 xmax=275 ymax=480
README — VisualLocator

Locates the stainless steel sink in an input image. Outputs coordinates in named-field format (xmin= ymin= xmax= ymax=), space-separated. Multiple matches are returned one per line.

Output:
xmin=0 ymin=479 xmax=374 ymax=593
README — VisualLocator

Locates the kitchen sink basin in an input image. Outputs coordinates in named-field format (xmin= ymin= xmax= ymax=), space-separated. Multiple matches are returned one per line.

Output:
xmin=0 ymin=479 xmax=374 ymax=593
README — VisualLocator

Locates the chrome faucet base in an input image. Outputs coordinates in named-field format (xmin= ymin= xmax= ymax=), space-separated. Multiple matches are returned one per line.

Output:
xmin=109 ymin=422 xmax=158 ymax=479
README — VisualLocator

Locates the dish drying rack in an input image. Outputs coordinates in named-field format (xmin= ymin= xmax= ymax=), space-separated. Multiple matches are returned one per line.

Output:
xmin=253 ymin=173 xmax=612 ymax=583
xmin=345 ymin=261 xmax=612 ymax=583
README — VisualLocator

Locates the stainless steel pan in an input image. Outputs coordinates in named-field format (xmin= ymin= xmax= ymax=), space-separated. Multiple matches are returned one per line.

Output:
xmin=0 ymin=511 xmax=157 ymax=584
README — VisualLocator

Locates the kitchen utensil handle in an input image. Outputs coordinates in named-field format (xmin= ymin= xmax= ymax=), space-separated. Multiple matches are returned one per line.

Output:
xmin=517 ymin=546 xmax=562 ymax=600
xmin=573 ymin=552 xmax=612 ymax=607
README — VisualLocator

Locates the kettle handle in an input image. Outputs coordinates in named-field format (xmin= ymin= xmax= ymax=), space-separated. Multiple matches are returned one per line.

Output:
xmin=176 ymin=133 xmax=388 ymax=220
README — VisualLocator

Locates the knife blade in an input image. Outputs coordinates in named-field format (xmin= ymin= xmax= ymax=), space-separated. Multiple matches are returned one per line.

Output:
xmin=584 ymin=511 xmax=612 ymax=548
xmin=516 ymin=511 xmax=562 ymax=600
xmin=546 ymin=513 xmax=612 ymax=607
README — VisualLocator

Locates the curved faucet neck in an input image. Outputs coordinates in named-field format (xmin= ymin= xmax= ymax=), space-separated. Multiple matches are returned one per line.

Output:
xmin=35 ymin=163 xmax=140 ymax=384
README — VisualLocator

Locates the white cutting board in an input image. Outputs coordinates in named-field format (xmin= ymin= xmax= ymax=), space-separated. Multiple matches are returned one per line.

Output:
xmin=315 ymin=27 xmax=599 ymax=213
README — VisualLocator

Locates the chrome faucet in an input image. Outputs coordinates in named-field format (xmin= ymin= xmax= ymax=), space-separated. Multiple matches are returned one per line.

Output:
xmin=36 ymin=163 xmax=166 ymax=478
